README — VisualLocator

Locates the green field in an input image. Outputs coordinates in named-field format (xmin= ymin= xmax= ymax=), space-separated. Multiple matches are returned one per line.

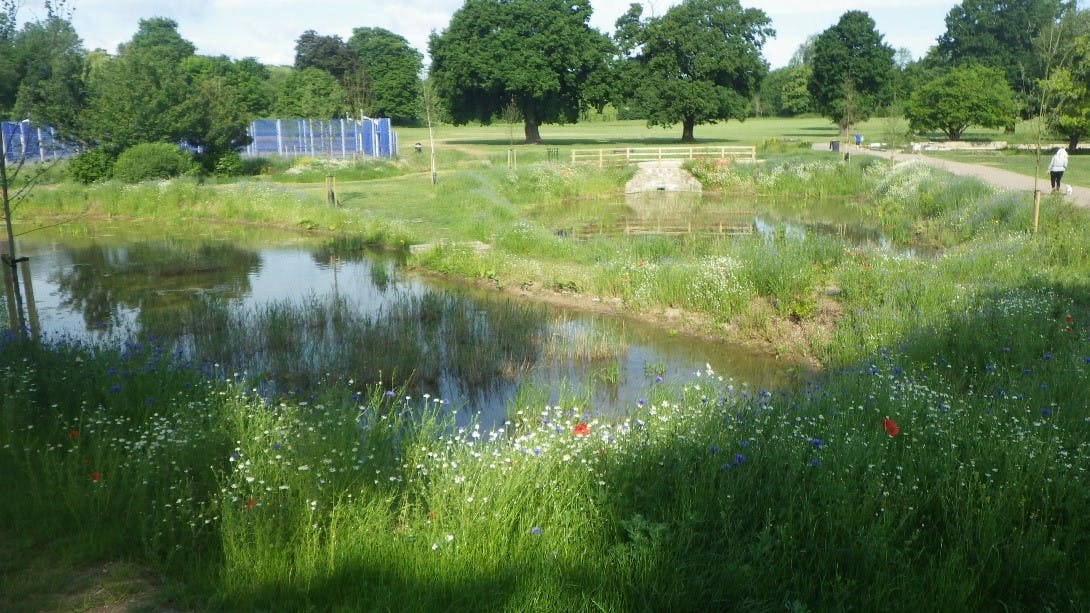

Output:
xmin=3 ymin=117 xmax=1090 ymax=611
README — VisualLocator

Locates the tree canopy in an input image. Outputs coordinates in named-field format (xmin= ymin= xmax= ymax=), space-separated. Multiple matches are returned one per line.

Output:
xmin=1040 ymin=6 xmax=1090 ymax=151
xmin=613 ymin=0 xmax=772 ymax=141
xmin=347 ymin=28 xmax=423 ymax=124
xmin=808 ymin=10 xmax=895 ymax=133
xmin=931 ymin=0 xmax=1071 ymax=99
xmin=428 ymin=0 xmax=613 ymax=143
xmin=904 ymin=64 xmax=1016 ymax=140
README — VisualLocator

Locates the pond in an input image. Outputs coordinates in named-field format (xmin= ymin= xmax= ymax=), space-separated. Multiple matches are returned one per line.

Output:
xmin=9 ymin=224 xmax=799 ymax=428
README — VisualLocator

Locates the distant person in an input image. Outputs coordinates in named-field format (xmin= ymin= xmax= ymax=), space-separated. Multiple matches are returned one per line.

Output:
xmin=1048 ymin=146 xmax=1069 ymax=192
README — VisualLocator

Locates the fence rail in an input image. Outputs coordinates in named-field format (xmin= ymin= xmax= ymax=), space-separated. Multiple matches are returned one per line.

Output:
xmin=570 ymin=146 xmax=755 ymax=167
xmin=568 ymin=214 xmax=755 ymax=239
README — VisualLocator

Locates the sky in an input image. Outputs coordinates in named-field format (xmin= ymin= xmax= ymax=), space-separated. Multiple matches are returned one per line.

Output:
xmin=14 ymin=0 xmax=961 ymax=69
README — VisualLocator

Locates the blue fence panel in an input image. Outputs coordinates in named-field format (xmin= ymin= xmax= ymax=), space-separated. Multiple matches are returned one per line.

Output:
xmin=1 ymin=120 xmax=76 ymax=163
xmin=244 ymin=117 xmax=398 ymax=159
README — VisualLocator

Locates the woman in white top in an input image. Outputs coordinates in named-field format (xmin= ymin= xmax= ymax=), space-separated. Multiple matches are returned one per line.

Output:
xmin=1048 ymin=147 xmax=1069 ymax=192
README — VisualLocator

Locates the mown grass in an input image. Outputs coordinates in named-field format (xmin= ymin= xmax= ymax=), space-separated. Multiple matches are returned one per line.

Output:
xmin=4 ymin=117 xmax=1090 ymax=609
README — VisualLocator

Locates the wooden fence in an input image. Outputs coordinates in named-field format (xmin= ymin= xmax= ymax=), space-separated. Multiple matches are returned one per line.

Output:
xmin=570 ymin=146 xmax=756 ymax=167
xmin=568 ymin=214 xmax=755 ymax=239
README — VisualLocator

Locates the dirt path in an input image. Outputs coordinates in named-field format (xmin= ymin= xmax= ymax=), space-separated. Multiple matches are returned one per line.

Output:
xmin=848 ymin=146 xmax=1090 ymax=209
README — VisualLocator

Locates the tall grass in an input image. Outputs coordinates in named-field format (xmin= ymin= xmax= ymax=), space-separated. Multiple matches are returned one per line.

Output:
xmin=3 ymin=282 xmax=1088 ymax=609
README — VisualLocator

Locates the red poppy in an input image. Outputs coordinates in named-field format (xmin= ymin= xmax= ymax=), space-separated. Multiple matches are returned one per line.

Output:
xmin=68 ymin=429 xmax=79 ymax=440
xmin=573 ymin=423 xmax=590 ymax=436
xmin=245 ymin=498 xmax=256 ymax=509
xmin=1065 ymin=315 xmax=1073 ymax=323
xmin=90 ymin=471 xmax=101 ymax=482
xmin=882 ymin=418 xmax=900 ymax=437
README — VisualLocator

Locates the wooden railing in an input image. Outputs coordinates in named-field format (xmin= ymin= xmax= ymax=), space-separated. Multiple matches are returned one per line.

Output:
xmin=570 ymin=146 xmax=756 ymax=167
xmin=566 ymin=214 xmax=755 ymax=239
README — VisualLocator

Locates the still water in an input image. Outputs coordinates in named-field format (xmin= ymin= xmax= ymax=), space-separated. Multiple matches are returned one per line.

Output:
xmin=12 ymin=226 xmax=800 ymax=427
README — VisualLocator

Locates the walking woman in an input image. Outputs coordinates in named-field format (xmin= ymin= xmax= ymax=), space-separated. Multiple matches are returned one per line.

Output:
xmin=1049 ymin=146 xmax=1069 ymax=192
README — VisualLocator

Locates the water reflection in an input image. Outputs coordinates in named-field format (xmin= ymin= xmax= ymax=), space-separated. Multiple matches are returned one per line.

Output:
xmin=16 ymin=234 xmax=792 ymax=427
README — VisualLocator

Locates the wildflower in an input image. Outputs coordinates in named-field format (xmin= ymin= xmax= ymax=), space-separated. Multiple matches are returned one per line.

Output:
xmin=90 ymin=471 xmax=101 ymax=483
xmin=384 ymin=390 xmax=395 ymax=398
xmin=445 ymin=534 xmax=454 ymax=542
xmin=810 ymin=438 xmax=823 ymax=449
xmin=245 ymin=498 xmax=256 ymax=509
xmin=709 ymin=445 xmax=719 ymax=454
xmin=531 ymin=526 xmax=542 ymax=536
xmin=573 ymin=423 xmax=590 ymax=436
xmin=809 ymin=459 xmax=821 ymax=468
xmin=733 ymin=453 xmax=746 ymax=466
xmin=67 ymin=429 xmax=79 ymax=440
xmin=1041 ymin=408 xmax=1053 ymax=417
xmin=882 ymin=418 xmax=900 ymax=437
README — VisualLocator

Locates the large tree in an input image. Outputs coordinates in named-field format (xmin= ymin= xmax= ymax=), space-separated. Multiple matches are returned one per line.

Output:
xmin=760 ymin=65 xmax=812 ymax=117
xmin=10 ymin=15 xmax=85 ymax=135
xmin=346 ymin=27 xmax=423 ymax=124
xmin=428 ymin=0 xmax=613 ymax=144
xmin=293 ymin=30 xmax=355 ymax=82
xmin=931 ymin=0 xmax=1071 ymax=99
xmin=808 ymin=10 xmax=895 ymax=134
xmin=613 ymin=0 xmax=772 ymax=141
xmin=82 ymin=18 xmax=198 ymax=151
xmin=904 ymin=64 xmax=1017 ymax=140
xmin=272 ymin=67 xmax=348 ymax=119
xmin=81 ymin=18 xmax=253 ymax=163
xmin=1040 ymin=7 xmax=1090 ymax=151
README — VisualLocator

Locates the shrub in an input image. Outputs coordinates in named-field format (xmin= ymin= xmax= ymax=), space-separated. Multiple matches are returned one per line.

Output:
xmin=111 ymin=143 xmax=197 ymax=183
xmin=66 ymin=148 xmax=114 ymax=184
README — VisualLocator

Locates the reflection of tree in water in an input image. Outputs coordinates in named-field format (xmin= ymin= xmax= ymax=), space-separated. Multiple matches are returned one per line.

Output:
xmin=51 ymin=241 xmax=261 ymax=335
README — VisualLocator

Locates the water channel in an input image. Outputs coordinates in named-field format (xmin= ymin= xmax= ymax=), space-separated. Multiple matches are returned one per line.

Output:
xmin=8 ymin=197 xmax=896 ymax=428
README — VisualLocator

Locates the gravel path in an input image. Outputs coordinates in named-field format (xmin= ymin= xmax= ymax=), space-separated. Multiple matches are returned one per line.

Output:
xmin=846 ymin=146 xmax=1090 ymax=209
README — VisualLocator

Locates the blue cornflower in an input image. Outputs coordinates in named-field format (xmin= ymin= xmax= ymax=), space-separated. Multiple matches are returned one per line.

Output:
xmin=1041 ymin=408 xmax=1053 ymax=417
xmin=810 ymin=438 xmax=823 ymax=449
xmin=384 ymin=390 xmax=395 ymax=398
xmin=739 ymin=440 xmax=750 ymax=448
xmin=531 ymin=526 xmax=542 ymax=536
xmin=1043 ymin=353 xmax=1053 ymax=361
xmin=809 ymin=459 xmax=821 ymax=468
xmin=108 ymin=384 xmax=121 ymax=394
xmin=709 ymin=445 xmax=719 ymax=454
xmin=654 ymin=376 xmax=663 ymax=384
xmin=733 ymin=453 xmax=746 ymax=466
xmin=637 ymin=397 xmax=645 ymax=407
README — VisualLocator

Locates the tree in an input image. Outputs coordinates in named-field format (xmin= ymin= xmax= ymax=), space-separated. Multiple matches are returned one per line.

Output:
xmin=760 ymin=65 xmax=812 ymax=117
xmin=904 ymin=64 xmax=1017 ymax=140
xmin=294 ymin=30 xmax=355 ymax=81
xmin=11 ymin=15 xmax=86 ymax=135
xmin=273 ymin=67 xmax=348 ymax=119
xmin=1040 ymin=6 xmax=1090 ymax=151
xmin=82 ymin=18 xmax=199 ymax=151
xmin=808 ymin=10 xmax=895 ymax=134
xmin=428 ymin=0 xmax=613 ymax=144
xmin=346 ymin=27 xmax=423 ymax=124
xmin=613 ymin=0 xmax=772 ymax=142
xmin=0 ymin=0 xmax=17 ymax=117
xmin=931 ymin=0 xmax=1070 ymax=100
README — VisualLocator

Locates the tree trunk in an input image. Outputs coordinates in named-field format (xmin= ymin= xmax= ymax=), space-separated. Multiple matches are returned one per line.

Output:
xmin=1069 ymin=136 xmax=1079 ymax=154
xmin=681 ymin=117 xmax=695 ymax=143
xmin=523 ymin=120 xmax=541 ymax=144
